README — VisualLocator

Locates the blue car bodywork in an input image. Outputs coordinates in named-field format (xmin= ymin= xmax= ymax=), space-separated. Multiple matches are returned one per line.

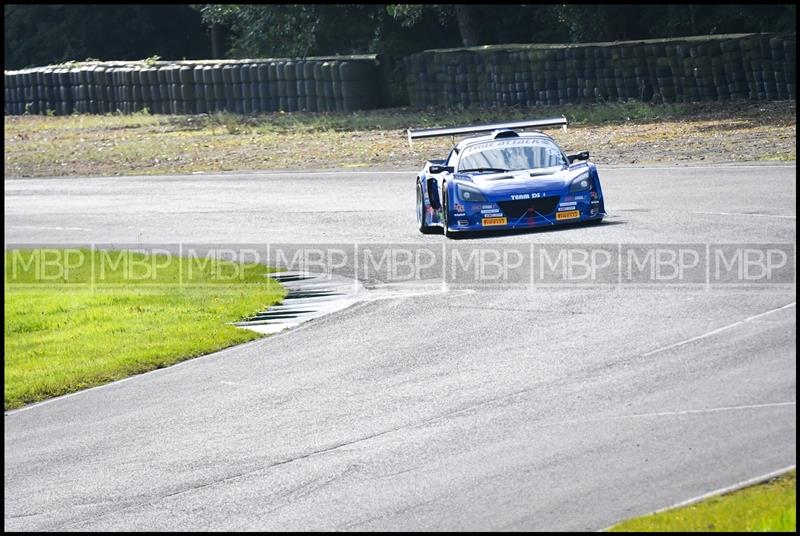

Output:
xmin=413 ymin=122 xmax=606 ymax=237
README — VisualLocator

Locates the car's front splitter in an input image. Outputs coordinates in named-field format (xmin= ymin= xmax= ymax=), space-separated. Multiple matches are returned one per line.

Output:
xmin=446 ymin=212 xmax=605 ymax=233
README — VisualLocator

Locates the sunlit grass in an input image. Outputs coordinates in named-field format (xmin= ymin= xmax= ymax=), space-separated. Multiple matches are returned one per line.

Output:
xmin=608 ymin=470 xmax=796 ymax=532
xmin=4 ymin=248 xmax=285 ymax=409
xmin=5 ymin=100 xmax=795 ymax=177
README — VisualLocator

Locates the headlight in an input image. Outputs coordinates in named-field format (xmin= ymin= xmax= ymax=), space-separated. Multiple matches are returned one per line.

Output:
xmin=569 ymin=172 xmax=592 ymax=193
xmin=457 ymin=184 xmax=487 ymax=202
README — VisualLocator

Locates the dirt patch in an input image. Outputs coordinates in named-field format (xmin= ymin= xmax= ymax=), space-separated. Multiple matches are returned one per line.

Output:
xmin=4 ymin=101 xmax=795 ymax=178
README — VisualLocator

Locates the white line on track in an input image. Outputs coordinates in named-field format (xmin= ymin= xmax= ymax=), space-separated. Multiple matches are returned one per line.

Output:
xmin=549 ymin=401 xmax=795 ymax=430
xmin=177 ymin=164 xmax=798 ymax=174
xmin=3 ymin=338 xmax=267 ymax=415
xmin=617 ymin=401 xmax=796 ymax=420
xmin=6 ymin=163 xmax=795 ymax=181
xmin=4 ymin=281 xmax=473 ymax=416
xmin=693 ymin=211 xmax=796 ymax=219
xmin=6 ymin=225 xmax=93 ymax=231
xmin=602 ymin=164 xmax=796 ymax=170
xmin=654 ymin=464 xmax=797 ymax=513
xmin=641 ymin=302 xmax=796 ymax=357
xmin=600 ymin=464 xmax=797 ymax=531
xmin=232 ymin=164 xmax=795 ymax=174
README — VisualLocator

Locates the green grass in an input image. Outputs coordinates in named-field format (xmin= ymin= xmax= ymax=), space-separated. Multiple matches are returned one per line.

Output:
xmin=4 ymin=248 xmax=285 ymax=410
xmin=190 ymin=100 xmax=693 ymax=133
xmin=608 ymin=470 xmax=796 ymax=532
xmin=98 ymin=100 xmax=792 ymax=132
xmin=13 ymin=100 xmax=696 ymax=135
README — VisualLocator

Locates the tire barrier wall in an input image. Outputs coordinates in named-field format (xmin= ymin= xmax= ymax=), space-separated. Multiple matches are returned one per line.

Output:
xmin=404 ymin=33 xmax=796 ymax=108
xmin=5 ymin=33 xmax=795 ymax=115
xmin=4 ymin=56 xmax=380 ymax=115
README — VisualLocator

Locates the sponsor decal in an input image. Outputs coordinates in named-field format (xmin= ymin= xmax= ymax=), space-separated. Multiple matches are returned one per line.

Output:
xmin=556 ymin=210 xmax=580 ymax=220
xmin=481 ymin=208 xmax=501 ymax=215
xmin=510 ymin=192 xmax=542 ymax=200
xmin=460 ymin=139 xmax=557 ymax=156
xmin=453 ymin=212 xmax=467 ymax=217
xmin=558 ymin=201 xmax=577 ymax=207
xmin=562 ymin=196 xmax=575 ymax=202
xmin=482 ymin=217 xmax=507 ymax=226
xmin=590 ymin=191 xmax=598 ymax=199
xmin=590 ymin=200 xmax=600 ymax=205
xmin=590 ymin=208 xmax=598 ymax=215
xmin=457 ymin=219 xmax=470 ymax=226
xmin=455 ymin=203 xmax=465 ymax=212
xmin=558 ymin=206 xmax=578 ymax=211
xmin=481 ymin=204 xmax=494 ymax=209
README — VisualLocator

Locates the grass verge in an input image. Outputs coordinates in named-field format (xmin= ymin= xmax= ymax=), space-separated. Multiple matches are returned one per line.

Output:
xmin=608 ymin=470 xmax=796 ymax=532
xmin=4 ymin=248 xmax=285 ymax=410
xmin=4 ymin=100 xmax=795 ymax=178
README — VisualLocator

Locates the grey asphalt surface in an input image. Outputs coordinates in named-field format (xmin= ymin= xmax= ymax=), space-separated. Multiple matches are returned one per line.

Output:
xmin=4 ymin=165 xmax=797 ymax=531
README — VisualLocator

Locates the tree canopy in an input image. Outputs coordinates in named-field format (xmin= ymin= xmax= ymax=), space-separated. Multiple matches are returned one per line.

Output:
xmin=195 ymin=4 xmax=796 ymax=57
xmin=5 ymin=4 xmax=796 ymax=69
xmin=4 ymin=4 xmax=210 ymax=69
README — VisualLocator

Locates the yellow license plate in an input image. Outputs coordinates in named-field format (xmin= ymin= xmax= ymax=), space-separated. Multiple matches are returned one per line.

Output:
xmin=481 ymin=217 xmax=507 ymax=226
xmin=556 ymin=210 xmax=580 ymax=220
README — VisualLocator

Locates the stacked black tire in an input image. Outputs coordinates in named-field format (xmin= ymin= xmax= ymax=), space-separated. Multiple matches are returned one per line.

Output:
xmin=5 ymin=35 xmax=794 ymax=115
xmin=404 ymin=32 xmax=796 ymax=108
xmin=5 ymin=57 xmax=381 ymax=115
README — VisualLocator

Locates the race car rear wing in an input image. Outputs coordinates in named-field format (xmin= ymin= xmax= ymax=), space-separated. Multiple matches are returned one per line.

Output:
xmin=407 ymin=116 xmax=568 ymax=147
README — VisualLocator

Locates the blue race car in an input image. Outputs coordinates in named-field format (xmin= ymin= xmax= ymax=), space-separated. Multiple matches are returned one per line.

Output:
xmin=409 ymin=117 xmax=606 ymax=237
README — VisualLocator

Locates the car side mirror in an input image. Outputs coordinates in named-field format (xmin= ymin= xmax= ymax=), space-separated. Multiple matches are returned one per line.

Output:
xmin=429 ymin=165 xmax=454 ymax=174
xmin=567 ymin=151 xmax=590 ymax=163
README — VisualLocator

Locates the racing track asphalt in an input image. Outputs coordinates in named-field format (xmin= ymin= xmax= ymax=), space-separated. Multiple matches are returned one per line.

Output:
xmin=4 ymin=164 xmax=797 ymax=530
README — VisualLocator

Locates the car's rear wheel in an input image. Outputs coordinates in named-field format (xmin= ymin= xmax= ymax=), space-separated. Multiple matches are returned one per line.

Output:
xmin=417 ymin=180 xmax=438 ymax=234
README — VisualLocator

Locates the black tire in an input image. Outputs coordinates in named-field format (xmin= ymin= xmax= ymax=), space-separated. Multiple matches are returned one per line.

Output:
xmin=442 ymin=181 xmax=455 ymax=238
xmin=417 ymin=180 xmax=439 ymax=234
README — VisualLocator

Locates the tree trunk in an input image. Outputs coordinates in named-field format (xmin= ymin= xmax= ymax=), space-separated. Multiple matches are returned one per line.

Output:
xmin=210 ymin=23 xmax=222 ymax=59
xmin=454 ymin=5 xmax=480 ymax=47
xmin=688 ymin=5 xmax=698 ymax=35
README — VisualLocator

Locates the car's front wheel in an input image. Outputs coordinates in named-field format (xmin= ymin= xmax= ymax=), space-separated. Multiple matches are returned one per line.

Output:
xmin=442 ymin=182 xmax=455 ymax=238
